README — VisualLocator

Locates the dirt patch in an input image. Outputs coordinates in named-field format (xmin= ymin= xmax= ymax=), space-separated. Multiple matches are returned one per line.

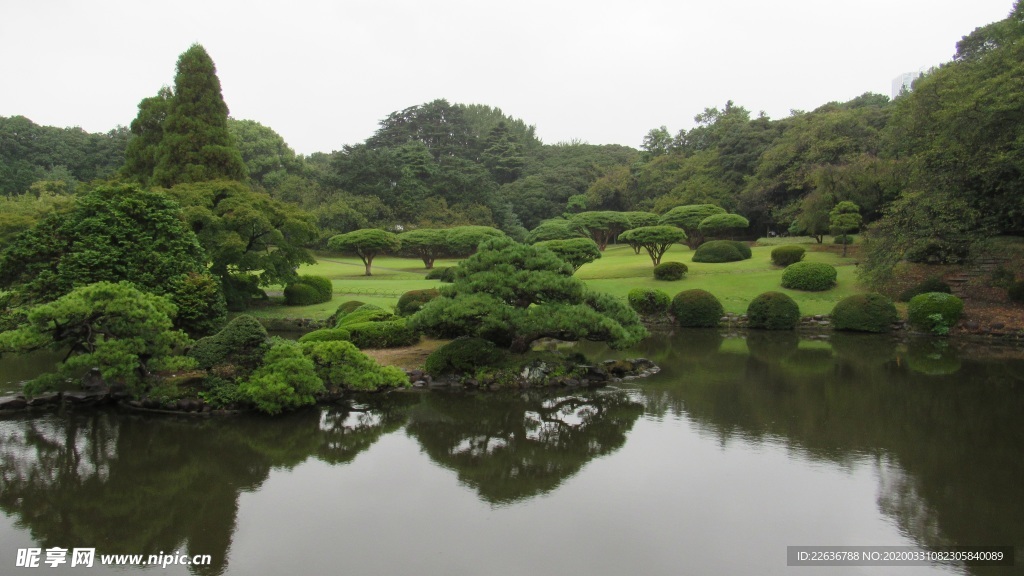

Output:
xmin=361 ymin=338 xmax=449 ymax=370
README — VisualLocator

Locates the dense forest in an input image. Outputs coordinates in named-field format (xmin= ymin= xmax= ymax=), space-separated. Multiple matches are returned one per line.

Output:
xmin=1 ymin=2 xmax=1022 ymax=290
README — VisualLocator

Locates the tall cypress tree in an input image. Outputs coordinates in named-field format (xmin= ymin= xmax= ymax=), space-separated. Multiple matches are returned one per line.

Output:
xmin=122 ymin=86 xmax=172 ymax=185
xmin=153 ymin=44 xmax=247 ymax=187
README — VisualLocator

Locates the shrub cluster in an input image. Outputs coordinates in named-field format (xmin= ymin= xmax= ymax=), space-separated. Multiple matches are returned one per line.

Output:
xmin=908 ymin=292 xmax=964 ymax=333
xmin=670 ymin=289 xmax=724 ymax=328
xmin=830 ymin=293 xmax=898 ymax=333
xmin=747 ymin=292 xmax=800 ymax=330
xmin=188 ymin=315 xmax=269 ymax=370
xmin=898 ymin=277 xmax=951 ymax=302
xmin=329 ymin=300 xmax=365 ymax=325
xmin=284 ymin=275 xmax=333 ymax=306
xmin=345 ymin=319 xmax=420 ymax=349
xmin=238 ymin=339 xmax=324 ymax=415
xmin=1009 ymin=281 xmax=1024 ymax=303
xmin=297 ymin=328 xmax=351 ymax=343
xmin=833 ymin=235 xmax=855 ymax=245
xmin=692 ymin=240 xmax=750 ymax=263
xmin=781 ymin=262 xmax=837 ymax=291
xmin=301 ymin=340 xmax=408 ymax=391
xmin=424 ymin=337 xmax=507 ymax=375
xmin=396 ymin=289 xmax=441 ymax=316
xmin=653 ymin=261 xmax=688 ymax=281
xmin=770 ymin=245 xmax=805 ymax=267
xmin=336 ymin=304 xmax=396 ymax=327
xmin=223 ymin=273 xmax=266 ymax=311
xmin=425 ymin=266 xmax=457 ymax=282
xmin=627 ymin=288 xmax=671 ymax=316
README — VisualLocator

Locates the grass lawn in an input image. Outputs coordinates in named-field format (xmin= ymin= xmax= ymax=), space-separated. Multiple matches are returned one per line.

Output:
xmin=247 ymin=241 xmax=867 ymax=320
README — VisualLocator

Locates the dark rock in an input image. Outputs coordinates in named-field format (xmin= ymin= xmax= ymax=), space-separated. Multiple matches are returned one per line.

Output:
xmin=813 ymin=315 xmax=825 ymax=321
xmin=991 ymin=322 xmax=1006 ymax=330
xmin=142 ymin=398 xmax=159 ymax=409
xmin=28 ymin=392 xmax=61 ymax=407
xmin=81 ymin=368 xmax=106 ymax=391
xmin=965 ymin=321 xmax=980 ymax=330
xmin=412 ymin=380 xmax=427 ymax=388
xmin=0 ymin=395 xmax=28 ymax=410
xmin=63 ymin=391 xmax=106 ymax=404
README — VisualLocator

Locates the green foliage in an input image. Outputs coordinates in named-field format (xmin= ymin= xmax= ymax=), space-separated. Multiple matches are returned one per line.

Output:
xmin=627 ymin=288 xmax=671 ymax=316
xmin=445 ymin=226 xmax=507 ymax=256
xmin=697 ymin=213 xmax=749 ymax=238
xmin=345 ymin=319 xmax=420 ymax=349
xmin=692 ymin=240 xmax=747 ymax=263
xmin=411 ymin=237 xmax=646 ymax=352
xmin=653 ymin=261 xmax=688 ymax=281
xmin=0 ymin=282 xmax=193 ymax=391
xmin=197 ymin=375 xmax=242 ymax=409
xmin=907 ymin=292 xmax=964 ymax=333
xmin=187 ymin=314 xmax=268 ymax=370
xmin=424 ymin=337 xmax=507 ymax=375
xmin=336 ymin=304 xmax=396 ymax=327
xmin=898 ymin=277 xmax=952 ymax=302
xmin=534 ymin=238 xmax=602 ymax=271
xmin=526 ymin=219 xmax=585 ymax=243
xmin=425 ymin=266 xmax=457 ymax=282
xmin=1008 ymin=281 xmax=1024 ymax=303
xmin=300 ymin=340 xmax=409 ymax=391
xmin=399 ymin=228 xmax=450 ymax=269
xmin=569 ymin=211 xmax=630 ymax=250
xmin=228 ymin=118 xmax=301 ymax=187
xmin=296 ymin=328 xmax=351 ymax=344
xmin=833 ymin=235 xmax=855 ymax=244
xmin=284 ymin=282 xmax=322 ymax=306
xmin=659 ymin=204 xmax=726 ymax=248
xmin=781 ymin=262 xmax=837 ymax=291
xmin=298 ymin=275 xmax=333 ymax=301
xmin=327 ymin=228 xmax=402 ymax=276
xmin=222 ymin=273 xmax=266 ymax=312
xmin=152 ymin=44 xmax=248 ymax=187
xmin=329 ymin=300 xmax=367 ymax=325
xmin=770 ymin=245 xmax=806 ymax=267
xmin=618 ymin=225 xmax=687 ymax=265
xmin=239 ymin=339 xmax=324 ymax=415
xmin=670 ymin=289 xmax=724 ymax=328
xmin=396 ymin=289 xmax=441 ymax=316
xmin=830 ymin=293 xmax=898 ymax=333
xmin=167 ymin=272 xmax=227 ymax=336
xmin=747 ymin=292 xmax=801 ymax=330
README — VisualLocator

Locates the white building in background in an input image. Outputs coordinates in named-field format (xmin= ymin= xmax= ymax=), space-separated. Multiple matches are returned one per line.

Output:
xmin=892 ymin=66 xmax=932 ymax=99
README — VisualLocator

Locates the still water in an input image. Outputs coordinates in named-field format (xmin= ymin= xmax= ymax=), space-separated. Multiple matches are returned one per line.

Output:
xmin=1 ymin=331 xmax=1022 ymax=575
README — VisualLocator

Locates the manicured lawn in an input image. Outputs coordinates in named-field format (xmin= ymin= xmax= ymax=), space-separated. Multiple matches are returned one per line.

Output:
xmin=247 ymin=242 xmax=867 ymax=320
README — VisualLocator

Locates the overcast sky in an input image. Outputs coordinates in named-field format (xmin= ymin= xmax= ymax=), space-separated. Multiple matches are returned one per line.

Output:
xmin=0 ymin=0 xmax=1013 ymax=155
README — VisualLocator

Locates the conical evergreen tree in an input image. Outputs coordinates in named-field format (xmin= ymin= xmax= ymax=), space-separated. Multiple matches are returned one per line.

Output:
xmin=122 ymin=86 xmax=172 ymax=185
xmin=153 ymin=44 xmax=247 ymax=187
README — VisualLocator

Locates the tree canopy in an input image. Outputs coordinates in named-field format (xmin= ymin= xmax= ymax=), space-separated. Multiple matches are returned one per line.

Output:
xmin=618 ymin=226 xmax=687 ymax=266
xmin=327 ymin=229 xmax=402 ymax=276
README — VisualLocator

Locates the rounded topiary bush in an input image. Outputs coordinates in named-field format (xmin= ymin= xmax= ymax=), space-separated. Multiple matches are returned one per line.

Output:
xmin=297 ymin=328 xmax=352 ymax=343
xmin=299 ymin=275 xmax=333 ymax=301
xmin=907 ymin=292 xmax=964 ymax=333
xmin=336 ymin=304 xmax=396 ymax=327
xmin=283 ymin=282 xmax=322 ymax=306
xmin=329 ymin=300 xmax=365 ymax=325
xmin=830 ymin=293 xmax=898 ymax=333
xmin=346 ymin=319 xmax=420 ymax=349
xmin=396 ymin=288 xmax=441 ymax=316
xmin=188 ymin=314 xmax=269 ymax=369
xmin=771 ymin=245 xmax=806 ymax=267
xmin=670 ymin=289 xmax=724 ymax=328
xmin=628 ymin=288 xmax=671 ymax=316
xmin=781 ymin=262 xmax=837 ymax=291
xmin=898 ymin=277 xmax=951 ymax=302
xmin=747 ymin=292 xmax=800 ymax=330
xmin=653 ymin=261 xmax=688 ymax=281
xmin=425 ymin=266 xmax=457 ymax=282
xmin=833 ymin=235 xmax=855 ymax=245
xmin=1009 ymin=281 xmax=1024 ymax=303
xmin=729 ymin=240 xmax=752 ymax=260
xmin=692 ymin=240 xmax=745 ymax=263
xmin=424 ymin=337 xmax=506 ymax=375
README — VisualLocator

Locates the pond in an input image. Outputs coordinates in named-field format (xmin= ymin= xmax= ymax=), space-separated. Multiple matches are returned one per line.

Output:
xmin=1 ymin=331 xmax=1022 ymax=575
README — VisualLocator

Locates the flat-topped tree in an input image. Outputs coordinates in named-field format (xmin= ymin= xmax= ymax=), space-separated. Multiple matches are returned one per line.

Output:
xmin=621 ymin=212 xmax=660 ymax=253
xmin=399 ymin=228 xmax=450 ymax=269
xmin=411 ymin=237 xmax=646 ymax=353
xmin=570 ymin=211 xmax=629 ymax=251
xmin=534 ymin=238 xmax=601 ymax=272
xmin=659 ymin=204 xmax=726 ymax=249
xmin=618 ymin=226 xmax=687 ymax=266
xmin=328 ymin=229 xmax=401 ymax=276
xmin=526 ymin=219 xmax=585 ymax=243
xmin=446 ymin=225 xmax=506 ymax=257
xmin=698 ymin=213 xmax=749 ymax=240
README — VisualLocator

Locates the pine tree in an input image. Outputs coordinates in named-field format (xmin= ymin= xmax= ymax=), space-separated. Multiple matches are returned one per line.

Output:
xmin=152 ymin=44 xmax=247 ymax=187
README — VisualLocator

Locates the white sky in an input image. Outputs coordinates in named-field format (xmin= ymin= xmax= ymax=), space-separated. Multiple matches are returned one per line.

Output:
xmin=0 ymin=0 xmax=1013 ymax=155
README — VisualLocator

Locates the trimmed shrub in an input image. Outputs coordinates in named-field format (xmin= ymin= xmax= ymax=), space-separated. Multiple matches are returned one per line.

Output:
xmin=670 ymin=289 xmax=724 ymax=328
xmin=729 ymin=240 xmax=752 ymax=260
xmin=747 ymin=292 xmax=800 ymax=330
xmin=781 ymin=262 xmax=837 ymax=291
xmin=425 ymin=266 xmax=457 ymax=282
xmin=653 ymin=261 xmax=688 ymax=281
xmin=908 ymin=292 xmax=963 ymax=333
xmin=1009 ymin=281 xmax=1024 ymax=303
xmin=188 ymin=315 xmax=268 ymax=369
xmin=424 ymin=337 xmax=507 ymax=375
xmin=346 ymin=319 xmax=420 ymax=349
xmin=833 ymin=234 xmax=855 ymax=245
xmin=336 ymin=304 xmax=396 ymax=327
xmin=898 ymin=277 xmax=952 ymax=302
xmin=397 ymin=288 xmax=441 ymax=316
xmin=771 ymin=245 xmax=806 ymax=267
xmin=692 ymin=240 xmax=745 ymax=263
xmin=297 ymin=328 xmax=351 ymax=343
xmin=830 ymin=293 xmax=898 ymax=333
xmin=628 ymin=288 xmax=671 ymax=316
xmin=283 ymin=282 xmax=321 ymax=306
xmin=301 ymin=340 xmax=409 ymax=391
xmin=299 ymin=275 xmax=333 ymax=301
xmin=223 ymin=273 xmax=266 ymax=311
xmin=238 ymin=339 xmax=324 ymax=415
xmin=329 ymin=300 xmax=365 ymax=325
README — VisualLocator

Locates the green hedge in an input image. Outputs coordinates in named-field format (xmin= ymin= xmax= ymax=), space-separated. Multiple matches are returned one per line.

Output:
xmin=188 ymin=315 xmax=269 ymax=370
xmin=627 ymin=288 xmax=671 ymax=316
xmin=781 ymin=262 xmax=837 ymax=291
xmin=223 ymin=273 xmax=266 ymax=311
xmin=329 ymin=300 xmax=365 ymax=325
xmin=692 ymin=240 xmax=749 ymax=263
xmin=771 ymin=245 xmax=805 ymax=267
xmin=301 ymin=340 xmax=408 ymax=391
xmin=424 ymin=337 xmax=506 ymax=375
xmin=833 ymin=235 xmax=855 ymax=245
xmin=396 ymin=289 xmax=441 ymax=316
xmin=426 ymin=266 xmax=457 ymax=282
xmin=297 ymin=328 xmax=352 ymax=343
xmin=653 ymin=261 xmax=688 ymax=281
xmin=908 ymin=292 xmax=963 ymax=333
xmin=346 ymin=319 xmax=420 ymax=349
xmin=337 ymin=304 xmax=396 ymax=327
xmin=670 ymin=289 xmax=724 ymax=328
xmin=747 ymin=292 xmax=800 ymax=330
xmin=830 ymin=293 xmax=898 ymax=333
xmin=284 ymin=282 xmax=321 ymax=306
xmin=898 ymin=277 xmax=951 ymax=302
